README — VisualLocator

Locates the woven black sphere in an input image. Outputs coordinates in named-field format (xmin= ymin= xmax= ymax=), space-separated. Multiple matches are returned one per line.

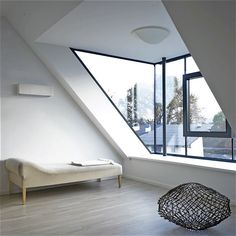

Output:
xmin=158 ymin=183 xmax=231 ymax=230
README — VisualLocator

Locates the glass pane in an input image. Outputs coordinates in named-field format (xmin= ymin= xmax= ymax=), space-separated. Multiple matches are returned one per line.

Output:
xmin=187 ymin=137 xmax=232 ymax=160
xmin=77 ymin=51 xmax=154 ymax=152
xmin=234 ymin=139 xmax=236 ymax=161
xmin=189 ymin=77 xmax=226 ymax=132
xmin=166 ymin=59 xmax=185 ymax=155
xmin=139 ymin=64 xmax=163 ymax=153
xmin=155 ymin=64 xmax=163 ymax=153
xmin=186 ymin=56 xmax=199 ymax=73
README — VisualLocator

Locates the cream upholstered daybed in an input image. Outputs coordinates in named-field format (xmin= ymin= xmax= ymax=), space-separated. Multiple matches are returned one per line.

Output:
xmin=5 ymin=158 xmax=122 ymax=204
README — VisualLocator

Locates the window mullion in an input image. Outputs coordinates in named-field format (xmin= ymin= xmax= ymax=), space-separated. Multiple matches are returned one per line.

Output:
xmin=162 ymin=57 xmax=167 ymax=156
xmin=154 ymin=65 xmax=157 ymax=153
xmin=232 ymin=138 xmax=234 ymax=161
xmin=184 ymin=57 xmax=188 ymax=156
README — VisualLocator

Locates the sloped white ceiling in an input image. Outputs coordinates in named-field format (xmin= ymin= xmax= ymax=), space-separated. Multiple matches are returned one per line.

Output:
xmin=31 ymin=43 xmax=150 ymax=157
xmin=163 ymin=0 xmax=236 ymax=133
xmin=35 ymin=0 xmax=188 ymax=63
xmin=1 ymin=0 xmax=82 ymax=42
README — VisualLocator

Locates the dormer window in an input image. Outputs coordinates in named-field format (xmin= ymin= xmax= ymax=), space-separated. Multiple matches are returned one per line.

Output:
xmin=72 ymin=48 xmax=235 ymax=162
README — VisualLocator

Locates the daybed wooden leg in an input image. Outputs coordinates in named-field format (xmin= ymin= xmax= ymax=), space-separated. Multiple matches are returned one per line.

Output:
xmin=97 ymin=178 xmax=102 ymax=182
xmin=118 ymin=175 xmax=122 ymax=188
xmin=22 ymin=186 xmax=26 ymax=205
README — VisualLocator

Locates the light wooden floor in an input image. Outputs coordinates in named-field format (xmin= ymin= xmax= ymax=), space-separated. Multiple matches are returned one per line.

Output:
xmin=0 ymin=178 xmax=235 ymax=236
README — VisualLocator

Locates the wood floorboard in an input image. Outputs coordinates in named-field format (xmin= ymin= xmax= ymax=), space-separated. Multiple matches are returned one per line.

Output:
xmin=0 ymin=178 xmax=235 ymax=236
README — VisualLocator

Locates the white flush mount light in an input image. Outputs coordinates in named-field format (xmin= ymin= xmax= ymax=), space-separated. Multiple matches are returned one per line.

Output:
xmin=132 ymin=26 xmax=169 ymax=44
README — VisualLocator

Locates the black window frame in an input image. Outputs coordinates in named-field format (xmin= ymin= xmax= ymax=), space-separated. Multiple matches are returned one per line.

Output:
xmin=183 ymin=72 xmax=232 ymax=138
xmin=71 ymin=48 xmax=236 ymax=163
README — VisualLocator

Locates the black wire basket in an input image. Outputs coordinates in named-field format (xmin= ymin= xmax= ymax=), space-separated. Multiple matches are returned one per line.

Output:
xmin=158 ymin=182 xmax=231 ymax=230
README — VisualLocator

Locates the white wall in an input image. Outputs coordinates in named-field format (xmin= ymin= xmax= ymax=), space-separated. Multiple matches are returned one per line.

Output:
xmin=0 ymin=18 xmax=122 ymax=194
xmin=31 ymin=42 xmax=149 ymax=158
xmin=124 ymin=157 xmax=236 ymax=204
xmin=2 ymin=1 xmax=150 ymax=158
xmin=163 ymin=0 xmax=236 ymax=133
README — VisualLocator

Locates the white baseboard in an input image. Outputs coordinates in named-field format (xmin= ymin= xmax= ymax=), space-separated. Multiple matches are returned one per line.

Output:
xmin=124 ymin=174 xmax=173 ymax=190
xmin=123 ymin=175 xmax=236 ymax=206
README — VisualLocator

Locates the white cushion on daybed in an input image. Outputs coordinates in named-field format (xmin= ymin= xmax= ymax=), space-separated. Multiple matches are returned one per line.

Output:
xmin=5 ymin=158 xmax=122 ymax=188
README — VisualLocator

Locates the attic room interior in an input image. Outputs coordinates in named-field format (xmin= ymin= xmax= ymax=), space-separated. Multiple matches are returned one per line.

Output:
xmin=0 ymin=0 xmax=235 ymax=235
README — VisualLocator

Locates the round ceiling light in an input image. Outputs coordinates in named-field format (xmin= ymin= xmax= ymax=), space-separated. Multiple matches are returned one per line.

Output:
xmin=132 ymin=26 xmax=169 ymax=44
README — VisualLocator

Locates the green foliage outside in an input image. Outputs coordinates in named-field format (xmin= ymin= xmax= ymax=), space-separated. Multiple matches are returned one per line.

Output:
xmin=156 ymin=77 xmax=204 ymax=124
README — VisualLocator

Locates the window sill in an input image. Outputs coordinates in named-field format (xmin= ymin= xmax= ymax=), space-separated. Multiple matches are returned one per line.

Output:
xmin=127 ymin=154 xmax=236 ymax=174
